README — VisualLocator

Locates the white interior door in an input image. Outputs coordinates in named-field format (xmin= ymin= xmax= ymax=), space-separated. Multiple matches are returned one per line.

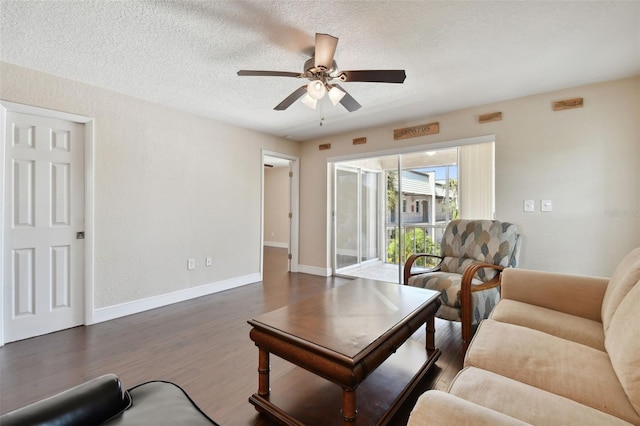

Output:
xmin=3 ymin=111 xmax=85 ymax=343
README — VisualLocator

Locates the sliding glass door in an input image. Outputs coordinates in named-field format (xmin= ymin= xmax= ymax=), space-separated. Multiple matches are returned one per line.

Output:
xmin=332 ymin=141 xmax=493 ymax=282
xmin=335 ymin=166 xmax=382 ymax=271
xmin=333 ymin=151 xmax=457 ymax=282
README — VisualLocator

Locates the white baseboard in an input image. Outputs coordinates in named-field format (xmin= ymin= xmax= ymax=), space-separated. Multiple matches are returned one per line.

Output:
xmin=264 ymin=241 xmax=289 ymax=249
xmin=297 ymin=264 xmax=332 ymax=277
xmin=89 ymin=273 xmax=261 ymax=325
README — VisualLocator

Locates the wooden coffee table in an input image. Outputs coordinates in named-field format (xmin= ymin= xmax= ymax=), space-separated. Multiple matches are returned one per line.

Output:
xmin=248 ymin=278 xmax=441 ymax=425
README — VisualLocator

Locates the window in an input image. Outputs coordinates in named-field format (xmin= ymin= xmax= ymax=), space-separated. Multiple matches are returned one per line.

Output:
xmin=402 ymin=199 xmax=407 ymax=213
xmin=415 ymin=201 xmax=420 ymax=213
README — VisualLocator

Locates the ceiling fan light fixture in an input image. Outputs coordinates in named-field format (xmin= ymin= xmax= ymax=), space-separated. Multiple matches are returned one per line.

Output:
xmin=328 ymin=85 xmax=346 ymax=106
xmin=301 ymin=93 xmax=317 ymax=109
xmin=307 ymin=80 xmax=326 ymax=100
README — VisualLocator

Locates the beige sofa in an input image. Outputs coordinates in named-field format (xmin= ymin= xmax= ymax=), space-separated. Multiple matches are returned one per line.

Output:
xmin=408 ymin=247 xmax=640 ymax=425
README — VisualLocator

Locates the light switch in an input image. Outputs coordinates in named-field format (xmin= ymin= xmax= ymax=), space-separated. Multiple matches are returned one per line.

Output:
xmin=523 ymin=200 xmax=535 ymax=212
xmin=541 ymin=200 xmax=552 ymax=212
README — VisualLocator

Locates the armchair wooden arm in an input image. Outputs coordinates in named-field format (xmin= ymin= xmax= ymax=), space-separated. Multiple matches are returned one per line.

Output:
xmin=460 ymin=262 xmax=505 ymax=344
xmin=403 ymin=253 xmax=444 ymax=284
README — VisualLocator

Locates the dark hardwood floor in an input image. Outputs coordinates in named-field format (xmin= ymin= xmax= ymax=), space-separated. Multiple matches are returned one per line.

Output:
xmin=0 ymin=247 xmax=464 ymax=424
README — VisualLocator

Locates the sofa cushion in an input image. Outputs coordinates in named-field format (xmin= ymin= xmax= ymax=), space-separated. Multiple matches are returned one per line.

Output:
xmin=601 ymin=247 xmax=640 ymax=333
xmin=408 ymin=390 xmax=529 ymax=426
xmin=490 ymin=299 xmax=605 ymax=350
xmin=606 ymin=281 xmax=640 ymax=415
xmin=465 ymin=319 xmax=640 ymax=424
xmin=449 ymin=367 xmax=633 ymax=425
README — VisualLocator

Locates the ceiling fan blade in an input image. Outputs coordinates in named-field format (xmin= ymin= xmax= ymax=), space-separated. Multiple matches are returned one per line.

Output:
xmin=334 ymin=84 xmax=361 ymax=112
xmin=274 ymin=85 xmax=308 ymax=110
xmin=339 ymin=70 xmax=406 ymax=83
xmin=314 ymin=33 xmax=338 ymax=70
xmin=237 ymin=70 xmax=302 ymax=78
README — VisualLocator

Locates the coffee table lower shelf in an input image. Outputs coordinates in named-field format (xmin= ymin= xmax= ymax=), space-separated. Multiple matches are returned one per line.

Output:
xmin=249 ymin=339 xmax=441 ymax=425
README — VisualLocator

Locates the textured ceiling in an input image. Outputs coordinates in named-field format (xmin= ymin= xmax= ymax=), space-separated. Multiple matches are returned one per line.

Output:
xmin=1 ymin=1 xmax=639 ymax=141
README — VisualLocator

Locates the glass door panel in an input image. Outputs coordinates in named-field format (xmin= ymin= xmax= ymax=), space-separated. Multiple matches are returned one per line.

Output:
xmin=399 ymin=150 xmax=458 ymax=269
xmin=360 ymin=171 xmax=378 ymax=262
xmin=384 ymin=168 xmax=400 ymax=267
xmin=334 ymin=156 xmax=398 ymax=282
xmin=335 ymin=168 xmax=358 ymax=269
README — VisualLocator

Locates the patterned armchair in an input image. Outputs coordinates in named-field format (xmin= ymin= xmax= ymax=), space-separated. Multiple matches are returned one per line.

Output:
xmin=403 ymin=219 xmax=520 ymax=343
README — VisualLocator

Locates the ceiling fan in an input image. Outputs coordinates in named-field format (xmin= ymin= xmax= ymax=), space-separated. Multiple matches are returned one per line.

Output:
xmin=237 ymin=33 xmax=406 ymax=112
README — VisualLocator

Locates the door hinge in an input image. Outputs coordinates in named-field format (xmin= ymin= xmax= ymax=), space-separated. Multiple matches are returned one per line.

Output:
xmin=76 ymin=231 xmax=85 ymax=240
xmin=288 ymin=212 xmax=293 ymax=219
xmin=289 ymin=171 xmax=293 ymax=178
xmin=288 ymin=254 xmax=292 ymax=260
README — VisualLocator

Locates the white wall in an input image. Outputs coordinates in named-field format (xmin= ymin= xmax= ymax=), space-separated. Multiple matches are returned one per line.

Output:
xmin=263 ymin=166 xmax=290 ymax=248
xmin=0 ymin=62 xmax=299 ymax=314
xmin=299 ymin=76 xmax=640 ymax=277
xmin=2 ymin=61 xmax=637 ymax=321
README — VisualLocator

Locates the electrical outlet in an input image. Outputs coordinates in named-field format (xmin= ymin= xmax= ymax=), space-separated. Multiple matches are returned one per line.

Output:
xmin=187 ymin=259 xmax=195 ymax=270
xmin=523 ymin=200 xmax=535 ymax=212
xmin=206 ymin=257 xmax=212 ymax=267
xmin=541 ymin=200 xmax=553 ymax=212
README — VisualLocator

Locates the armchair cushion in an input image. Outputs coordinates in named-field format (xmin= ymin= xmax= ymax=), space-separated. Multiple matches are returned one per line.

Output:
xmin=408 ymin=272 xmax=499 ymax=325
xmin=440 ymin=220 xmax=520 ymax=279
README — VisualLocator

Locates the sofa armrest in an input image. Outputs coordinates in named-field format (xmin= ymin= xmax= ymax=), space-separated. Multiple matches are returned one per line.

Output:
xmin=500 ymin=268 xmax=609 ymax=322
xmin=0 ymin=374 xmax=131 ymax=426
xmin=408 ymin=390 xmax=530 ymax=425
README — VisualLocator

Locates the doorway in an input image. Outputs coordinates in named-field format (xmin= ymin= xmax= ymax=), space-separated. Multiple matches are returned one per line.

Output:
xmin=1 ymin=102 xmax=93 ymax=345
xmin=261 ymin=151 xmax=299 ymax=277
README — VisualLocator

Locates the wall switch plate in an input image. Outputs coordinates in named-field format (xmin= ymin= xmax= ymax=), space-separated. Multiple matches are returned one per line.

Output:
xmin=541 ymin=200 xmax=553 ymax=212
xmin=206 ymin=257 xmax=212 ymax=267
xmin=523 ymin=200 xmax=535 ymax=212
xmin=187 ymin=259 xmax=195 ymax=270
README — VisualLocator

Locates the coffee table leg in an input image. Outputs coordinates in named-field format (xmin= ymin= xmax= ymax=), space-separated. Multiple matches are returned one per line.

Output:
xmin=425 ymin=316 xmax=436 ymax=351
xmin=341 ymin=388 xmax=357 ymax=424
xmin=258 ymin=347 xmax=270 ymax=396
